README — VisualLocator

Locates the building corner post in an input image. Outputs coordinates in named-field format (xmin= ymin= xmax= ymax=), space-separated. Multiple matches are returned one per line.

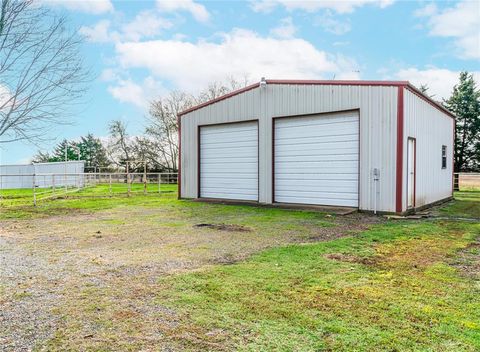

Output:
xmin=395 ymin=85 xmax=405 ymax=213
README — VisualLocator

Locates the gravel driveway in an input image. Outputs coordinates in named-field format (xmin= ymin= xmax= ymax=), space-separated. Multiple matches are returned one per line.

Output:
xmin=0 ymin=204 xmax=380 ymax=351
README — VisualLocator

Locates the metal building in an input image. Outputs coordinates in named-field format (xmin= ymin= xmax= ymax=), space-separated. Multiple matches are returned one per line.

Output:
xmin=0 ymin=161 xmax=85 ymax=189
xmin=178 ymin=80 xmax=455 ymax=214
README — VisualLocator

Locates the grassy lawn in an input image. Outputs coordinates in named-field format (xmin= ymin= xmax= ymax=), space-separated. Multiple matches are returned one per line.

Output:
xmin=157 ymin=221 xmax=479 ymax=351
xmin=440 ymin=191 xmax=480 ymax=219
xmin=0 ymin=186 xmax=479 ymax=351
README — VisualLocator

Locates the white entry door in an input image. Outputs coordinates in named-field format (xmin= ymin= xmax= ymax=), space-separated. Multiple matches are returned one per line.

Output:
xmin=199 ymin=121 xmax=258 ymax=201
xmin=407 ymin=138 xmax=416 ymax=208
xmin=274 ymin=111 xmax=359 ymax=207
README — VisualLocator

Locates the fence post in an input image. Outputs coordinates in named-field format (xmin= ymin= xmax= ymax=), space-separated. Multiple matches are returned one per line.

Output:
xmin=33 ymin=173 xmax=37 ymax=207
xmin=126 ymin=163 xmax=131 ymax=197
xmin=52 ymin=175 xmax=55 ymax=194
xmin=143 ymin=163 xmax=147 ymax=195
xmin=158 ymin=173 xmax=161 ymax=194
xmin=109 ymin=174 xmax=112 ymax=196
xmin=454 ymin=173 xmax=460 ymax=191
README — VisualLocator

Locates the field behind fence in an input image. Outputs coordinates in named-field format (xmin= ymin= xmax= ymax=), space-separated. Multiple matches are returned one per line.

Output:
xmin=0 ymin=172 xmax=178 ymax=207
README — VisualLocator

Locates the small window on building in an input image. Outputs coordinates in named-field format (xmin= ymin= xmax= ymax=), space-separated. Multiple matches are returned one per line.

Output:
xmin=442 ymin=145 xmax=447 ymax=169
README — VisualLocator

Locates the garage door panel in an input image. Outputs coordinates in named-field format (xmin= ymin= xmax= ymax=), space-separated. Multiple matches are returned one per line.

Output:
xmin=201 ymin=146 xmax=257 ymax=156
xmin=200 ymin=121 xmax=258 ymax=201
xmin=276 ymin=173 xmax=358 ymax=181
xmin=275 ymin=154 xmax=358 ymax=162
xmin=276 ymin=123 xmax=359 ymax=139
xmin=275 ymin=134 xmax=358 ymax=146
xmin=274 ymin=112 xmax=359 ymax=207
xmin=275 ymin=145 xmax=358 ymax=156
xmin=275 ymin=195 xmax=357 ymax=207
xmin=275 ymin=164 xmax=358 ymax=175
xmin=276 ymin=113 xmax=358 ymax=128
xmin=275 ymin=179 xmax=358 ymax=189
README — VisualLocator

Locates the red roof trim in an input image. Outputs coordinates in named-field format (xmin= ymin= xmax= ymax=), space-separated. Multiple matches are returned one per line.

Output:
xmin=266 ymin=79 xmax=409 ymax=86
xmin=404 ymin=84 xmax=456 ymax=119
xmin=178 ymin=79 xmax=456 ymax=120
xmin=179 ymin=82 xmax=260 ymax=117
xmin=395 ymin=86 xmax=404 ymax=213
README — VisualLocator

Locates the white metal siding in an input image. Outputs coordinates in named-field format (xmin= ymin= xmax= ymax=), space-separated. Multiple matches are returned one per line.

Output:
xmin=0 ymin=161 xmax=85 ymax=189
xmin=200 ymin=121 xmax=258 ymax=200
xmin=274 ymin=111 xmax=359 ymax=207
xmin=0 ymin=164 xmax=34 ymax=189
xmin=403 ymin=89 xmax=453 ymax=209
xmin=181 ymin=84 xmax=399 ymax=212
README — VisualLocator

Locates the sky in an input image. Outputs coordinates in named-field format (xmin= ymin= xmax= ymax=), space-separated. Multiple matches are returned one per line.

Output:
xmin=1 ymin=0 xmax=479 ymax=164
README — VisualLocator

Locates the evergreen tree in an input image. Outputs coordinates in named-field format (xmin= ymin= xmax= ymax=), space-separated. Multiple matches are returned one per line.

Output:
xmin=77 ymin=134 xmax=110 ymax=171
xmin=444 ymin=72 xmax=480 ymax=172
xmin=49 ymin=139 xmax=79 ymax=162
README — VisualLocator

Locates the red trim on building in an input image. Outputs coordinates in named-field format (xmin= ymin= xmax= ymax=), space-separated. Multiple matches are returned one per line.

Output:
xmin=266 ymin=79 xmax=409 ymax=86
xmin=452 ymin=118 xmax=456 ymax=195
xmin=179 ymin=82 xmax=260 ymax=116
xmin=396 ymin=86 xmax=404 ymax=213
xmin=404 ymin=85 xmax=456 ymax=119
xmin=177 ymin=116 xmax=182 ymax=199
xmin=178 ymin=80 xmax=456 ymax=121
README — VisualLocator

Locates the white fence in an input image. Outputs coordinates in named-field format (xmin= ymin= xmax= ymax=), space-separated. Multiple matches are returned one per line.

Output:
xmin=0 ymin=172 xmax=178 ymax=206
xmin=454 ymin=173 xmax=480 ymax=191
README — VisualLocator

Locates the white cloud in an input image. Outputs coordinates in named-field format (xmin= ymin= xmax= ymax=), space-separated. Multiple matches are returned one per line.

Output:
xmin=270 ymin=17 xmax=297 ymax=38
xmin=413 ymin=3 xmax=437 ymax=17
xmin=415 ymin=1 xmax=480 ymax=59
xmin=394 ymin=67 xmax=480 ymax=100
xmin=314 ymin=11 xmax=351 ymax=35
xmin=108 ymin=77 xmax=166 ymax=108
xmin=251 ymin=0 xmax=395 ymax=14
xmin=41 ymin=0 xmax=113 ymax=15
xmin=79 ymin=20 xmax=112 ymax=43
xmin=156 ymin=0 xmax=210 ymax=23
xmin=79 ymin=11 xmax=173 ymax=43
xmin=99 ymin=68 xmax=119 ymax=82
xmin=122 ymin=10 xmax=173 ymax=42
xmin=114 ymin=28 xmax=360 ymax=92
xmin=0 ymin=84 xmax=12 ymax=110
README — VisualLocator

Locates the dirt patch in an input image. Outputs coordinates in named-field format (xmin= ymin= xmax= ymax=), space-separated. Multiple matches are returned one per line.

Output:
xmin=452 ymin=238 xmax=480 ymax=279
xmin=193 ymin=223 xmax=252 ymax=232
xmin=325 ymin=253 xmax=377 ymax=265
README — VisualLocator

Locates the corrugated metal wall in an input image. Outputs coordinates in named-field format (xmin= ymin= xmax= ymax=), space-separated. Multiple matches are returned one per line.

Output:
xmin=181 ymin=84 xmax=399 ymax=212
xmin=0 ymin=164 xmax=35 ymax=189
xmin=403 ymin=89 xmax=454 ymax=209
xmin=0 ymin=161 xmax=85 ymax=189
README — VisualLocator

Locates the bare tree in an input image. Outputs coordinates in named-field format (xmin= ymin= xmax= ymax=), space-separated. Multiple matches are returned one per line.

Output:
xmin=0 ymin=0 xmax=90 ymax=143
xmin=107 ymin=120 xmax=132 ymax=170
xmin=145 ymin=77 xmax=251 ymax=172
xmin=146 ymin=91 xmax=193 ymax=172
xmin=195 ymin=75 xmax=251 ymax=103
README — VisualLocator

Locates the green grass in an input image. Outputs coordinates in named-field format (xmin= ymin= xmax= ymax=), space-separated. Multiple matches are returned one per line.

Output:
xmin=0 ymin=183 xmax=178 ymax=218
xmin=440 ymin=191 xmax=480 ymax=219
xmin=2 ymin=186 xmax=480 ymax=351
xmin=148 ymin=194 xmax=480 ymax=351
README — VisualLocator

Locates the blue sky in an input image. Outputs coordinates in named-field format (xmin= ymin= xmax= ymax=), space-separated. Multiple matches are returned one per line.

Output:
xmin=1 ymin=0 xmax=479 ymax=164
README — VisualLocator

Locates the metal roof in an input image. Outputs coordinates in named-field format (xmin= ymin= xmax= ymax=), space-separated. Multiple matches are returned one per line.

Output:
xmin=178 ymin=79 xmax=455 ymax=119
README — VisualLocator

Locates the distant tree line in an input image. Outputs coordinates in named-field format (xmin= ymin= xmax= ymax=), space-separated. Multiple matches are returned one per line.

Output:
xmin=33 ymin=78 xmax=250 ymax=173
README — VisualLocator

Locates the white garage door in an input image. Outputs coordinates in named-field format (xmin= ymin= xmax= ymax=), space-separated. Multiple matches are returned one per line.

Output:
xmin=200 ymin=121 xmax=258 ymax=201
xmin=274 ymin=111 xmax=359 ymax=207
